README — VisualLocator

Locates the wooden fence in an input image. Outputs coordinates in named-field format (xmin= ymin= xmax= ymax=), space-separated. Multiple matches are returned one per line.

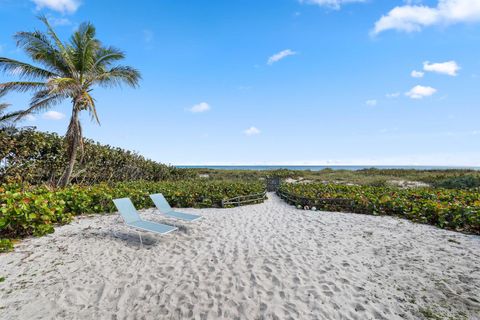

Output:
xmin=221 ymin=191 xmax=267 ymax=207
xmin=277 ymin=189 xmax=355 ymax=211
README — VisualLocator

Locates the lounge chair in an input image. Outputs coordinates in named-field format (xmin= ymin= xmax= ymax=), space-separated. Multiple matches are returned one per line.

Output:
xmin=150 ymin=193 xmax=202 ymax=222
xmin=113 ymin=198 xmax=177 ymax=245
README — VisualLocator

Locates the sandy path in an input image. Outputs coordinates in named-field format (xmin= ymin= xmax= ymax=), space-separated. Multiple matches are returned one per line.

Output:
xmin=1 ymin=193 xmax=479 ymax=320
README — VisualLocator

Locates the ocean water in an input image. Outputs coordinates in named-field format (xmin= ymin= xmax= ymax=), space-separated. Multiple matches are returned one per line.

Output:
xmin=177 ymin=165 xmax=480 ymax=171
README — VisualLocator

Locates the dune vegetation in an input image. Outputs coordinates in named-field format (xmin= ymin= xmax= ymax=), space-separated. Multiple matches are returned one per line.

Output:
xmin=279 ymin=183 xmax=480 ymax=235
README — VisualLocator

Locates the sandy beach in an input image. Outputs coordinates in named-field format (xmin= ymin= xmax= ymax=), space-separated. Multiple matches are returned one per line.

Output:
xmin=1 ymin=193 xmax=479 ymax=320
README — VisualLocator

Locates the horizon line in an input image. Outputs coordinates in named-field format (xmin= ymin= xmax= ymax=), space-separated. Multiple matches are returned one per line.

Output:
xmin=173 ymin=164 xmax=480 ymax=168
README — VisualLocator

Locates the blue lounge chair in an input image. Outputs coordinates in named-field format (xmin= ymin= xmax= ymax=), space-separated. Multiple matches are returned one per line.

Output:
xmin=150 ymin=193 xmax=202 ymax=222
xmin=113 ymin=198 xmax=177 ymax=245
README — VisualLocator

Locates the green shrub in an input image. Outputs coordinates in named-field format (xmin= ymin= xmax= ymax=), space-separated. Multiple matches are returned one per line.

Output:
xmin=0 ymin=190 xmax=71 ymax=238
xmin=0 ymin=180 xmax=265 ymax=244
xmin=0 ymin=128 xmax=194 ymax=185
xmin=367 ymin=178 xmax=388 ymax=187
xmin=279 ymin=183 xmax=480 ymax=234
xmin=433 ymin=175 xmax=480 ymax=189
xmin=0 ymin=239 xmax=13 ymax=253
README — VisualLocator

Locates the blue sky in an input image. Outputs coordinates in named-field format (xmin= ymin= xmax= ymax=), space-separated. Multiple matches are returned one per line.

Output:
xmin=1 ymin=0 xmax=480 ymax=166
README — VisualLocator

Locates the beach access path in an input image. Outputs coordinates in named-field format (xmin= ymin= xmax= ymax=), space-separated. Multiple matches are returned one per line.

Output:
xmin=1 ymin=193 xmax=479 ymax=319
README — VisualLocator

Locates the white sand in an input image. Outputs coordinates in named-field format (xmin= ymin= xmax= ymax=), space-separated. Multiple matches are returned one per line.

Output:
xmin=1 ymin=193 xmax=479 ymax=320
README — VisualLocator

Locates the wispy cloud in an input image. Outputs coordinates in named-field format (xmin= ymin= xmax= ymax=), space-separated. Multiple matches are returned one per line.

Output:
xmin=411 ymin=70 xmax=424 ymax=78
xmin=423 ymin=60 xmax=460 ymax=76
xmin=299 ymin=0 xmax=366 ymax=10
xmin=386 ymin=92 xmax=401 ymax=98
xmin=143 ymin=29 xmax=154 ymax=43
xmin=373 ymin=0 xmax=480 ymax=35
xmin=32 ymin=0 xmax=81 ymax=14
xmin=267 ymin=49 xmax=297 ymax=65
xmin=189 ymin=102 xmax=211 ymax=113
xmin=42 ymin=110 xmax=66 ymax=120
xmin=237 ymin=85 xmax=252 ymax=91
xmin=244 ymin=126 xmax=261 ymax=136
xmin=49 ymin=16 xmax=72 ymax=26
xmin=24 ymin=114 xmax=36 ymax=121
xmin=365 ymin=99 xmax=377 ymax=106
xmin=405 ymin=85 xmax=437 ymax=99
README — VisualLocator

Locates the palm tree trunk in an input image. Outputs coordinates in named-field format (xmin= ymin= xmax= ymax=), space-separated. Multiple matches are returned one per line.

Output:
xmin=57 ymin=106 xmax=82 ymax=188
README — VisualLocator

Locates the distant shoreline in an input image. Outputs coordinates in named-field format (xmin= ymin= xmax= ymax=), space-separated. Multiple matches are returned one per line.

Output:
xmin=176 ymin=165 xmax=480 ymax=171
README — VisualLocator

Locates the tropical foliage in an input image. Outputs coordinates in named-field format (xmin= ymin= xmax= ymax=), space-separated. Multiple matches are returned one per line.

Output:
xmin=188 ymin=167 xmax=480 ymax=187
xmin=0 ymin=238 xmax=13 ymax=253
xmin=0 ymin=100 xmax=22 ymax=129
xmin=0 ymin=128 xmax=193 ymax=185
xmin=0 ymin=16 xmax=141 ymax=187
xmin=279 ymin=183 xmax=480 ymax=234
xmin=0 ymin=180 xmax=265 ymax=247
xmin=432 ymin=175 xmax=480 ymax=189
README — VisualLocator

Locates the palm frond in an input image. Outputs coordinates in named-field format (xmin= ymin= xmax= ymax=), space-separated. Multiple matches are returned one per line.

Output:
xmin=96 ymin=66 xmax=141 ymax=88
xmin=0 ymin=57 xmax=58 ymax=80
xmin=0 ymin=81 xmax=47 ymax=95
xmin=92 ymin=46 xmax=125 ymax=70
xmin=70 ymin=22 xmax=99 ymax=75
xmin=0 ymin=103 xmax=23 ymax=128
xmin=0 ymin=110 xmax=22 ymax=122
xmin=0 ymin=102 xmax=11 ymax=111
xmin=83 ymin=92 xmax=100 ymax=124
xmin=38 ymin=15 xmax=76 ymax=74
xmin=14 ymin=30 xmax=71 ymax=75
xmin=47 ymin=77 xmax=78 ymax=96
xmin=16 ymin=89 xmax=67 ymax=117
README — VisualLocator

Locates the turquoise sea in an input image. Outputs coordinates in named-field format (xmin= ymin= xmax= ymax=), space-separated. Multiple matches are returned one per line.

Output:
xmin=177 ymin=165 xmax=480 ymax=171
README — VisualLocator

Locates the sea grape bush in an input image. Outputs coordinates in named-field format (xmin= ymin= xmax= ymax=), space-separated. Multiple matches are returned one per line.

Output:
xmin=0 ymin=188 xmax=71 ymax=239
xmin=279 ymin=183 xmax=480 ymax=234
xmin=0 ymin=128 xmax=195 ymax=185
xmin=0 ymin=238 xmax=13 ymax=253
xmin=432 ymin=176 xmax=480 ymax=189
xmin=0 ymin=180 xmax=265 ymax=245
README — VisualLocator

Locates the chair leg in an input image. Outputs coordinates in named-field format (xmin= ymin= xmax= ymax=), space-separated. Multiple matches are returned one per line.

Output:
xmin=138 ymin=231 xmax=143 ymax=247
xmin=112 ymin=215 xmax=122 ymax=238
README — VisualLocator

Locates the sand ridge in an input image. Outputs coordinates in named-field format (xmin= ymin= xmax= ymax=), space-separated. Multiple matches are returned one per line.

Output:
xmin=1 ymin=193 xmax=479 ymax=319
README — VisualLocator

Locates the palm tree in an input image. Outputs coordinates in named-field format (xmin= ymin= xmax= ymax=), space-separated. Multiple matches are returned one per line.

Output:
xmin=0 ymin=16 xmax=141 ymax=187
xmin=0 ymin=101 xmax=23 ymax=129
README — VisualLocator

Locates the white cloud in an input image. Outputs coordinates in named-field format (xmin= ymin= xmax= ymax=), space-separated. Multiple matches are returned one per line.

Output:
xmin=373 ymin=0 xmax=480 ymax=34
xmin=189 ymin=102 xmax=211 ymax=113
xmin=32 ymin=0 xmax=81 ymax=14
xmin=423 ymin=60 xmax=460 ymax=76
xmin=49 ymin=17 xmax=72 ymax=26
xmin=25 ymin=114 xmax=36 ymax=121
xmin=42 ymin=110 xmax=66 ymax=120
xmin=267 ymin=49 xmax=297 ymax=65
xmin=386 ymin=92 xmax=401 ymax=98
xmin=244 ymin=126 xmax=261 ymax=136
xmin=405 ymin=85 xmax=437 ymax=99
xmin=411 ymin=70 xmax=424 ymax=78
xmin=365 ymin=99 xmax=377 ymax=106
xmin=299 ymin=0 xmax=366 ymax=10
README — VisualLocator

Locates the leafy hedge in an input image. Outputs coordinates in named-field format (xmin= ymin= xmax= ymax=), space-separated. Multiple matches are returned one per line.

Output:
xmin=0 ymin=128 xmax=194 ymax=185
xmin=279 ymin=183 xmax=480 ymax=234
xmin=432 ymin=176 xmax=480 ymax=189
xmin=0 ymin=180 xmax=265 ymax=247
